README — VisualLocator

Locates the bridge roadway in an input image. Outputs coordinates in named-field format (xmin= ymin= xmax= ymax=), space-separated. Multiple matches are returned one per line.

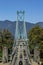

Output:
xmin=10 ymin=42 xmax=31 ymax=65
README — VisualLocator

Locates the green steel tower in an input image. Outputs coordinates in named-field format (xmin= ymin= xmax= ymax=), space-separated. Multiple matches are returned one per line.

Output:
xmin=10 ymin=11 xmax=31 ymax=65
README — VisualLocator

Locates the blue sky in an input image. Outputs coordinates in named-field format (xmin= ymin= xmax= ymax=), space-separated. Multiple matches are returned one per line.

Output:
xmin=0 ymin=0 xmax=43 ymax=23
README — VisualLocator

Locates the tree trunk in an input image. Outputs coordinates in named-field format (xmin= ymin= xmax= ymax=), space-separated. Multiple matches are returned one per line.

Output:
xmin=2 ymin=46 xmax=8 ymax=63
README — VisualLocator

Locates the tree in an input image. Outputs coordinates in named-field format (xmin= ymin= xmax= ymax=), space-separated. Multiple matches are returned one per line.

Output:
xmin=2 ymin=29 xmax=14 ymax=48
xmin=39 ymin=28 xmax=43 ymax=51
xmin=1 ymin=29 xmax=14 ymax=63
xmin=28 ymin=25 xmax=43 ymax=63
xmin=28 ymin=25 xmax=43 ymax=51
xmin=0 ymin=31 xmax=2 ymax=57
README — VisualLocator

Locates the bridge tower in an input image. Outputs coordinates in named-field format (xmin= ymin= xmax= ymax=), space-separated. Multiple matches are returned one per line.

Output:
xmin=10 ymin=11 xmax=31 ymax=65
xmin=15 ymin=11 xmax=27 ymax=40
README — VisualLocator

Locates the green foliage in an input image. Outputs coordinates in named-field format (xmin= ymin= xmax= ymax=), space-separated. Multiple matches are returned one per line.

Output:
xmin=0 ymin=29 xmax=14 ymax=60
xmin=0 ymin=47 xmax=2 ymax=57
xmin=28 ymin=25 xmax=43 ymax=51
xmin=0 ymin=29 xmax=14 ymax=48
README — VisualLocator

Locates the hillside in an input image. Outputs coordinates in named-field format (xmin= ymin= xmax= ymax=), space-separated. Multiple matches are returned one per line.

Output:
xmin=0 ymin=20 xmax=43 ymax=36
